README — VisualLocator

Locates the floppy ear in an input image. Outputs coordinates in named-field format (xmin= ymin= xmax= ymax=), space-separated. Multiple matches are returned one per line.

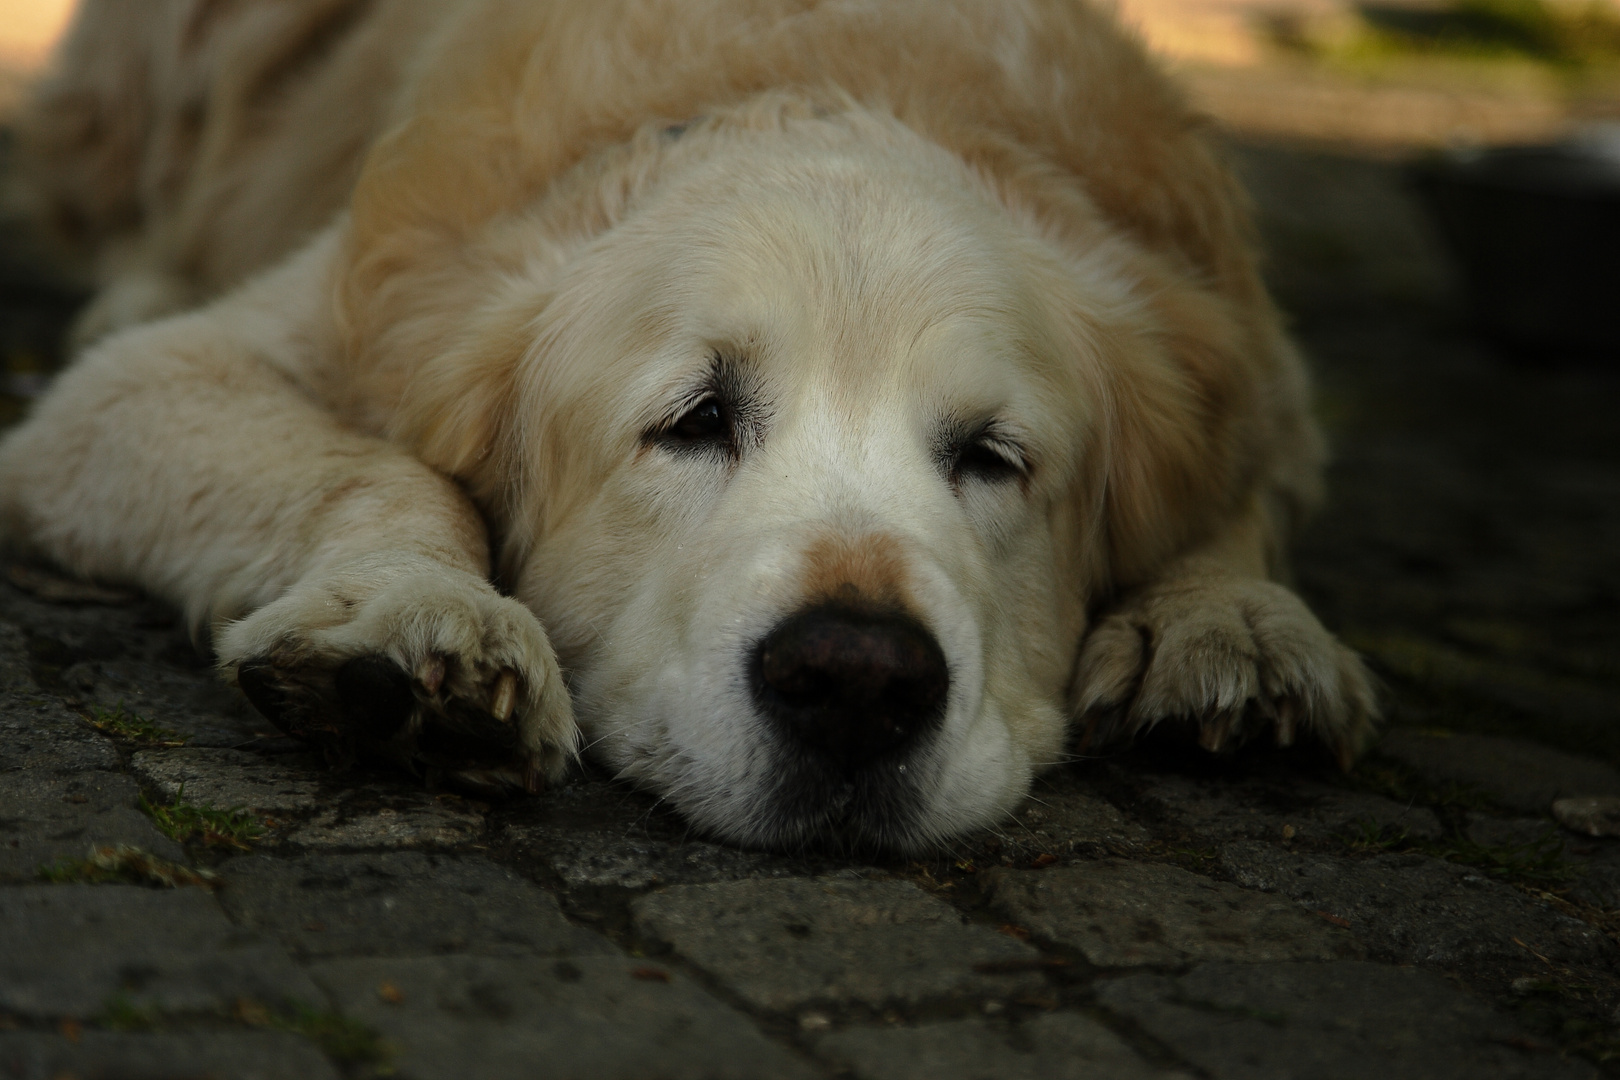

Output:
xmin=385 ymin=302 xmax=527 ymax=508
xmin=1094 ymin=269 xmax=1273 ymax=590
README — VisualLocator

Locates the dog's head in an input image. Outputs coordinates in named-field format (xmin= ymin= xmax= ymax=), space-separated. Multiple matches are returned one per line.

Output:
xmin=343 ymin=85 xmax=1281 ymax=851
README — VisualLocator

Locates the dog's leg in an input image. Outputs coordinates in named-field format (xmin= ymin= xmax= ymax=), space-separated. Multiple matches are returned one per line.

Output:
xmin=1072 ymin=499 xmax=1377 ymax=767
xmin=0 ymin=231 xmax=577 ymax=793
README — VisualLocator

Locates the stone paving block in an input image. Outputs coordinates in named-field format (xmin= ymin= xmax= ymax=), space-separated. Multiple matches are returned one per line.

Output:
xmin=500 ymin=776 xmax=808 ymax=888
xmin=0 ymin=693 xmax=119 ymax=774
xmin=1137 ymin=774 xmax=1442 ymax=843
xmin=0 ymin=770 xmax=185 ymax=881
xmin=216 ymin=851 xmax=613 ymax=959
xmin=815 ymin=1012 xmax=1189 ymax=1080
xmin=1219 ymin=842 xmax=1617 ymax=971
xmin=985 ymin=860 xmax=1360 ymax=967
xmin=1554 ymin=796 xmax=1620 ymax=838
xmin=311 ymin=954 xmax=821 ymax=1080
xmin=288 ymin=797 xmax=484 ymax=849
xmin=1003 ymin=790 xmax=1152 ymax=852
xmin=0 ymin=885 xmax=321 ymax=1019
xmin=58 ymin=656 xmax=273 ymax=749
xmin=132 ymin=747 xmax=325 ymax=814
xmin=0 ymin=1030 xmax=341 ymax=1080
xmin=1379 ymin=730 xmax=1620 ymax=813
xmin=1098 ymin=961 xmax=1597 ymax=1080
xmin=631 ymin=878 xmax=1045 ymax=1012
xmin=534 ymin=829 xmax=794 ymax=889
xmin=0 ymin=621 xmax=37 ymax=691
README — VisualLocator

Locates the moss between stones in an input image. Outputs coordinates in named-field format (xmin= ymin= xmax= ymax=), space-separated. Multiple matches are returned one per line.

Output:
xmin=139 ymin=787 xmax=265 ymax=851
xmin=87 ymin=702 xmax=187 ymax=747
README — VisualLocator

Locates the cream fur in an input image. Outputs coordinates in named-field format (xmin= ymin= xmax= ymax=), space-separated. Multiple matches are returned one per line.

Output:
xmin=1 ymin=0 xmax=1375 ymax=851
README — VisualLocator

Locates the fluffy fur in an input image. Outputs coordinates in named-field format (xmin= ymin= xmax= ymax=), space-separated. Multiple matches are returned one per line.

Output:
xmin=1 ymin=0 xmax=1376 ymax=852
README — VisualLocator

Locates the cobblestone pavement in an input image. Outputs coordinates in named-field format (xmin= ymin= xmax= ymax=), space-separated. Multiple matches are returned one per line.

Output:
xmin=2 ymin=136 xmax=1618 ymax=1079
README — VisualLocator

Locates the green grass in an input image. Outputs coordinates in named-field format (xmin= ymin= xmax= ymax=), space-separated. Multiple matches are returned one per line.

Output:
xmin=38 ymin=855 xmax=130 ymax=885
xmin=139 ymin=787 xmax=264 ymax=851
xmin=98 ymin=993 xmax=157 ymax=1032
xmin=1268 ymin=0 xmax=1620 ymax=72
xmin=1438 ymin=831 xmax=1581 ymax=889
xmin=91 ymin=995 xmax=391 ymax=1072
xmin=1340 ymin=816 xmax=1584 ymax=890
xmin=1348 ymin=756 xmax=1497 ymax=813
xmin=89 ymin=703 xmax=187 ymax=746
xmin=1358 ymin=0 xmax=1620 ymax=67
xmin=277 ymin=1003 xmax=393 ymax=1075
xmin=38 ymin=844 xmax=219 ymax=888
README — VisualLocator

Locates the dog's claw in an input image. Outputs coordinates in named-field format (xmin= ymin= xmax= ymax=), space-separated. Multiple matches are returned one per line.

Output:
xmin=1334 ymin=737 xmax=1357 ymax=773
xmin=491 ymin=671 xmax=518 ymax=722
xmin=1198 ymin=709 xmax=1238 ymax=753
xmin=523 ymin=758 xmax=544 ymax=794
xmin=1275 ymin=697 xmax=1297 ymax=747
xmin=237 ymin=659 xmax=290 ymax=726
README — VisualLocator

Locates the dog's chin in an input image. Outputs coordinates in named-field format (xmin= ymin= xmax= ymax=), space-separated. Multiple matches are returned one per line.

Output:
xmin=752 ymin=742 xmax=940 ymax=857
xmin=648 ymin=733 xmax=949 ymax=858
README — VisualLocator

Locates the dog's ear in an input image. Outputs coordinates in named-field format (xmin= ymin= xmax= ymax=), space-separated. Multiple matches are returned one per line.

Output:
xmin=1104 ymin=308 xmax=1255 ymax=586
xmin=1070 ymin=261 xmax=1278 ymax=591
xmin=374 ymin=267 xmax=543 ymax=512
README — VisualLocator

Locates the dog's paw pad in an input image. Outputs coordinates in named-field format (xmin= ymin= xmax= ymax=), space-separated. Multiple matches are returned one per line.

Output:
xmin=238 ymin=652 xmax=554 ymax=796
xmin=333 ymin=655 xmax=417 ymax=738
xmin=220 ymin=562 xmax=579 ymax=794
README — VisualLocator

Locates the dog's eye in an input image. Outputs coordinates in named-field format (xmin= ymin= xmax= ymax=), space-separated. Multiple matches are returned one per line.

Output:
xmin=652 ymin=394 xmax=735 ymax=455
xmin=952 ymin=436 xmax=1026 ymax=487
xmin=672 ymin=397 xmax=728 ymax=440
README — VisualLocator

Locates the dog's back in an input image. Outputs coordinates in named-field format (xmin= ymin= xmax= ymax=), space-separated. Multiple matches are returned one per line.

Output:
xmin=17 ymin=0 xmax=455 ymax=340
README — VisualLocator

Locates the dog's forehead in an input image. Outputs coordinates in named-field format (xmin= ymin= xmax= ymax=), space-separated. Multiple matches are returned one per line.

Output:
xmin=641 ymin=149 xmax=1054 ymax=392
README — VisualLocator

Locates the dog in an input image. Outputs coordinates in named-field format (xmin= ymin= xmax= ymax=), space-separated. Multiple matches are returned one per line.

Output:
xmin=0 ymin=0 xmax=1377 ymax=852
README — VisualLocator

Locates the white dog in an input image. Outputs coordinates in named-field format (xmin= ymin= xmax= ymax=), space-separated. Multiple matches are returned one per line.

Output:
xmin=0 ymin=0 xmax=1376 ymax=852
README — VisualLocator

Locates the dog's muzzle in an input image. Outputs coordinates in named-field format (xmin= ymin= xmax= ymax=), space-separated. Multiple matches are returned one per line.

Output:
xmin=749 ymin=603 xmax=949 ymax=770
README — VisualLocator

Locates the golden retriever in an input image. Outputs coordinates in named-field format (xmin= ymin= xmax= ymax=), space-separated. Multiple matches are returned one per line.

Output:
xmin=0 ymin=0 xmax=1376 ymax=851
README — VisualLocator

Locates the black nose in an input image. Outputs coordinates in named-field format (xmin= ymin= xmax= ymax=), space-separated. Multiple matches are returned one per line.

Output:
xmin=750 ymin=604 xmax=950 ymax=769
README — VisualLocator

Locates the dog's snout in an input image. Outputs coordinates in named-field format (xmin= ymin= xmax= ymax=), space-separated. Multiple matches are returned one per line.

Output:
xmin=751 ymin=604 xmax=949 ymax=768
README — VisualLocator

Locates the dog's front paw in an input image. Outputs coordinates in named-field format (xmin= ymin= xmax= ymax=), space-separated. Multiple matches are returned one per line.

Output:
xmin=215 ymin=555 xmax=578 ymax=796
xmin=1072 ymin=575 xmax=1377 ymax=767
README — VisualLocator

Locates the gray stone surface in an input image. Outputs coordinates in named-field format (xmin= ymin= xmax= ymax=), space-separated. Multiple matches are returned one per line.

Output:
xmin=288 ymin=797 xmax=485 ymax=849
xmin=1098 ymin=962 xmax=1598 ymax=1080
xmin=312 ymin=954 xmax=821 ymax=1079
xmin=1000 ymin=790 xmax=1153 ymax=853
xmin=632 ymin=878 xmax=1046 ymax=1011
xmin=1135 ymin=773 xmax=1444 ymax=844
xmin=0 ymin=770 xmax=185 ymax=882
xmin=816 ymin=1012 xmax=1189 ymax=1080
xmin=131 ymin=747 xmax=324 ymax=814
xmin=0 ymin=1031 xmax=343 ymax=1080
xmin=0 ymin=885 xmax=321 ymax=1019
xmin=1555 ymin=797 xmax=1620 ymax=838
xmin=216 ymin=851 xmax=613 ymax=959
xmin=1380 ymin=731 xmax=1620 ymax=813
xmin=1218 ymin=842 xmax=1618 ymax=972
xmin=499 ymin=775 xmax=812 ymax=888
xmin=986 ymin=860 xmax=1360 ymax=967
xmin=0 ymin=693 xmax=119 ymax=774
xmin=59 ymin=656 xmax=272 ymax=748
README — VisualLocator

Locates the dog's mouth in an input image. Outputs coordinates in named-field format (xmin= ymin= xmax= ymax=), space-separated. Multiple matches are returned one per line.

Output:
xmin=743 ymin=599 xmax=951 ymax=852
